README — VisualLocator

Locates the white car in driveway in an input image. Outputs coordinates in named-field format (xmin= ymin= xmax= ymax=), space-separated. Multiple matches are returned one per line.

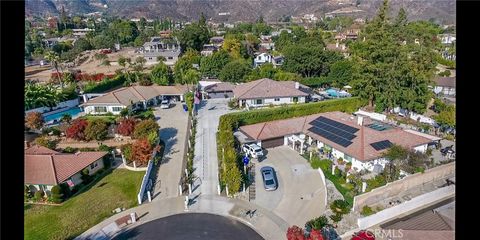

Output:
xmin=242 ymin=143 xmax=264 ymax=159
xmin=160 ymin=99 xmax=171 ymax=109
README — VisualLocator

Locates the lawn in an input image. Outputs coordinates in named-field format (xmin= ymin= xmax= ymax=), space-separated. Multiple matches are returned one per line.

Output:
xmin=24 ymin=169 xmax=144 ymax=240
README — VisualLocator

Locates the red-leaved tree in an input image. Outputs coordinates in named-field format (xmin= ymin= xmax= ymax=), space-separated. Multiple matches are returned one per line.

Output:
xmin=25 ymin=112 xmax=45 ymax=130
xmin=116 ymin=118 xmax=136 ymax=136
xmin=287 ymin=226 xmax=305 ymax=240
xmin=131 ymin=139 xmax=153 ymax=165
xmin=65 ymin=119 xmax=88 ymax=140
xmin=308 ymin=229 xmax=324 ymax=240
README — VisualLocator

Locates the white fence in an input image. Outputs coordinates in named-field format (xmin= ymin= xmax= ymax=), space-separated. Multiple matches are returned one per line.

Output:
xmin=137 ymin=159 xmax=154 ymax=204
xmin=26 ymin=98 xmax=80 ymax=115
xmin=317 ymin=169 xmax=328 ymax=208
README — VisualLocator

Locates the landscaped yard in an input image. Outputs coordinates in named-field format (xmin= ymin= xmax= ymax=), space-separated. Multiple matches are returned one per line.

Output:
xmin=24 ymin=169 xmax=144 ymax=240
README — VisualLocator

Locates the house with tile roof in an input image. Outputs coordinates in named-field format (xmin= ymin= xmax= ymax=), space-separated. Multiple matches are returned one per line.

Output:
xmin=25 ymin=145 xmax=108 ymax=194
xmin=432 ymin=77 xmax=455 ymax=96
xmin=237 ymin=111 xmax=434 ymax=173
xmin=80 ymin=85 xmax=188 ymax=115
xmin=232 ymin=78 xmax=310 ymax=108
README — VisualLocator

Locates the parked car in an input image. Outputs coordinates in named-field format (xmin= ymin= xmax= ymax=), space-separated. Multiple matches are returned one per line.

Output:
xmin=440 ymin=145 xmax=454 ymax=156
xmin=260 ymin=166 xmax=277 ymax=191
xmin=242 ymin=143 xmax=264 ymax=159
xmin=160 ymin=99 xmax=171 ymax=109
xmin=310 ymin=94 xmax=324 ymax=102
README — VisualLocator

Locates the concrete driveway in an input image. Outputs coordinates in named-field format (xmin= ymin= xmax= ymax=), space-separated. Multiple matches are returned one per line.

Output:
xmin=253 ymin=146 xmax=327 ymax=227
xmin=152 ymin=102 xmax=189 ymax=200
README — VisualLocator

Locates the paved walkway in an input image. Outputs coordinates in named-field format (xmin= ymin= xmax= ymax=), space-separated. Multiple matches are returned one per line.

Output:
xmin=152 ymin=104 xmax=189 ymax=200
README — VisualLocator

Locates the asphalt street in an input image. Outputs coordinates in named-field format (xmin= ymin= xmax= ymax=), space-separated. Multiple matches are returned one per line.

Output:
xmin=113 ymin=213 xmax=264 ymax=240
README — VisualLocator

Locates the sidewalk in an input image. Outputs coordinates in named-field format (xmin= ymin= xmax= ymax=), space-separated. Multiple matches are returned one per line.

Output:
xmin=75 ymin=195 xmax=287 ymax=240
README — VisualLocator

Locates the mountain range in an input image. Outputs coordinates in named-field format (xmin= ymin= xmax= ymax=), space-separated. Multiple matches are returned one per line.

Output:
xmin=25 ymin=0 xmax=456 ymax=24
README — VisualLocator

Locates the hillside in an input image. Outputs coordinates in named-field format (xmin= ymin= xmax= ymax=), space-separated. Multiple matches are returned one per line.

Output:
xmin=25 ymin=0 xmax=456 ymax=24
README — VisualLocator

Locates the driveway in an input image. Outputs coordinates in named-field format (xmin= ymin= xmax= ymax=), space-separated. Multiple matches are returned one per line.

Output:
xmin=253 ymin=146 xmax=327 ymax=227
xmin=193 ymin=98 xmax=236 ymax=196
xmin=152 ymin=102 xmax=189 ymax=200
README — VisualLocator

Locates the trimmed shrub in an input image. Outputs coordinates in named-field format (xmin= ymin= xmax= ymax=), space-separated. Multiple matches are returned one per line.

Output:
xmin=51 ymin=185 xmax=63 ymax=203
xmin=116 ymin=118 xmax=136 ymax=136
xmin=329 ymin=213 xmax=342 ymax=223
xmin=361 ymin=205 xmax=375 ymax=216
xmin=84 ymin=119 xmax=109 ymax=141
xmin=330 ymin=199 xmax=350 ymax=215
xmin=121 ymin=144 xmax=133 ymax=163
xmin=34 ymin=190 xmax=44 ymax=201
xmin=305 ymin=215 xmax=329 ymax=230
xmin=133 ymin=119 xmax=159 ymax=139
xmin=83 ymin=74 xmax=126 ymax=93
xmin=35 ymin=136 xmax=58 ymax=150
xmin=81 ymin=168 xmax=92 ymax=184
xmin=59 ymin=183 xmax=71 ymax=199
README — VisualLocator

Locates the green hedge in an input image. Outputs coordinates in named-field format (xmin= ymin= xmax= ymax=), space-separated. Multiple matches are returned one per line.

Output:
xmin=223 ymin=97 xmax=365 ymax=127
xmin=217 ymin=97 xmax=367 ymax=195
xmin=84 ymin=75 xmax=126 ymax=93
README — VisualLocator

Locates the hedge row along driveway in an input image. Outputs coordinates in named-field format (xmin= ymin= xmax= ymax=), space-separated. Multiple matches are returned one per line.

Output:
xmin=216 ymin=97 xmax=367 ymax=195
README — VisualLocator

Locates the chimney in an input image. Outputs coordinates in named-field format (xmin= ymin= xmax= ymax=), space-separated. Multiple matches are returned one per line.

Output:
xmin=357 ymin=116 xmax=364 ymax=126
xmin=336 ymin=41 xmax=339 ymax=48
xmin=295 ymin=82 xmax=300 ymax=89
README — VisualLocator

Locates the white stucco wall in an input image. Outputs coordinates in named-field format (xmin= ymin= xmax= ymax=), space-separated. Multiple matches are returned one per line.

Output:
xmin=414 ymin=144 xmax=428 ymax=153
xmin=244 ymin=96 xmax=306 ymax=107
xmin=84 ymin=105 xmax=126 ymax=115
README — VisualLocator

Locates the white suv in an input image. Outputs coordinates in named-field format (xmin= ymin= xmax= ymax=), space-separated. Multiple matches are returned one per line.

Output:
xmin=242 ymin=143 xmax=264 ymax=159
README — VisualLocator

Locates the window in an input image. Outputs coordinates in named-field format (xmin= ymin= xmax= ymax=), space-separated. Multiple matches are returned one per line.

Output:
xmin=256 ymin=99 xmax=263 ymax=105
xmin=90 ymin=162 xmax=98 ymax=169
xmin=274 ymin=98 xmax=280 ymax=101
xmin=168 ymin=57 xmax=173 ymax=60
xmin=112 ymin=107 xmax=122 ymax=112
xmin=149 ymin=57 xmax=152 ymax=60
xmin=344 ymin=154 xmax=352 ymax=162
xmin=94 ymin=106 xmax=107 ymax=113
xmin=292 ymin=97 xmax=299 ymax=103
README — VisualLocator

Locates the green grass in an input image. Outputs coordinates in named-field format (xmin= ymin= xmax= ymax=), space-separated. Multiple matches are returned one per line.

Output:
xmin=24 ymin=169 xmax=144 ymax=240
xmin=308 ymin=157 xmax=354 ymax=206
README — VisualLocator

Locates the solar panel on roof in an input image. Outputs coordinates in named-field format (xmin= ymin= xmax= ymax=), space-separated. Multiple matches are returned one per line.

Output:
xmin=370 ymin=140 xmax=393 ymax=151
xmin=307 ymin=126 xmax=353 ymax=147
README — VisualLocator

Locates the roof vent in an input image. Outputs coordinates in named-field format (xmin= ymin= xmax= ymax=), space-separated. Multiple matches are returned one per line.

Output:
xmin=357 ymin=116 xmax=364 ymax=126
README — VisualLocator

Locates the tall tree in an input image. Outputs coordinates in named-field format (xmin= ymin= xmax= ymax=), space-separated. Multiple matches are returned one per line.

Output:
xmin=200 ymin=49 xmax=231 ymax=78
xmin=45 ymin=51 xmax=63 ymax=87
xmin=151 ymin=62 xmax=172 ymax=85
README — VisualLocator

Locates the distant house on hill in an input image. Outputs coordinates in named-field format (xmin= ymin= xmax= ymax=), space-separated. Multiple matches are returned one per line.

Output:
xmin=139 ymin=37 xmax=181 ymax=65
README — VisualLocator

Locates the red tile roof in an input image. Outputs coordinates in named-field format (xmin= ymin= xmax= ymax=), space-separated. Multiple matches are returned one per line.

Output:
xmin=25 ymin=149 xmax=107 ymax=185
xmin=24 ymin=145 xmax=59 ymax=155
xmin=434 ymin=77 xmax=455 ymax=88
xmin=239 ymin=111 xmax=432 ymax=162
xmin=233 ymin=78 xmax=308 ymax=100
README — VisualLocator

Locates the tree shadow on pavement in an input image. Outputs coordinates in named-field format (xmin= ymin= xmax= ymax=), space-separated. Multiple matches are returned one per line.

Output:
xmin=158 ymin=127 xmax=178 ymax=164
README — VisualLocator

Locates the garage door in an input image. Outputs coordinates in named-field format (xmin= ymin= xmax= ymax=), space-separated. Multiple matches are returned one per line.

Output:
xmin=262 ymin=137 xmax=284 ymax=148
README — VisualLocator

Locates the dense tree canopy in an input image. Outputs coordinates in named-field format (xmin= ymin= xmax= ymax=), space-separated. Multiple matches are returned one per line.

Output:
xmin=175 ymin=18 xmax=210 ymax=51
xmin=219 ymin=59 xmax=251 ymax=83
xmin=349 ymin=0 xmax=436 ymax=113
xmin=151 ymin=62 xmax=172 ymax=85
xmin=282 ymin=44 xmax=343 ymax=78
xmin=200 ymin=50 xmax=231 ymax=78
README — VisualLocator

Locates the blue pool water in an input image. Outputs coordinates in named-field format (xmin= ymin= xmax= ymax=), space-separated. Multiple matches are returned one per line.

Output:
xmin=43 ymin=107 xmax=83 ymax=122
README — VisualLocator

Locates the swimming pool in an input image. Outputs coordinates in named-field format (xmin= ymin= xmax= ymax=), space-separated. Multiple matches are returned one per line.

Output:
xmin=43 ymin=107 xmax=83 ymax=122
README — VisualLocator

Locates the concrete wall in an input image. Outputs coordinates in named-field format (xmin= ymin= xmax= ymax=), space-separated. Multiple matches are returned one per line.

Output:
xmin=353 ymin=162 xmax=455 ymax=212
xmin=26 ymin=98 xmax=80 ymax=114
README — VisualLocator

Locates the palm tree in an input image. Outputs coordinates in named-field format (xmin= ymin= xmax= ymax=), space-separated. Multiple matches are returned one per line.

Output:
xmin=45 ymin=51 xmax=63 ymax=88
xmin=182 ymin=68 xmax=200 ymax=91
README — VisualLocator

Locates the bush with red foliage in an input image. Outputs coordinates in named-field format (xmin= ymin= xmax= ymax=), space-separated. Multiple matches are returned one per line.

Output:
xmin=131 ymin=139 xmax=153 ymax=166
xmin=116 ymin=118 xmax=136 ymax=136
xmin=287 ymin=226 xmax=306 ymax=240
xmin=25 ymin=112 xmax=45 ymax=130
xmin=65 ymin=119 xmax=88 ymax=140
xmin=308 ymin=229 xmax=324 ymax=240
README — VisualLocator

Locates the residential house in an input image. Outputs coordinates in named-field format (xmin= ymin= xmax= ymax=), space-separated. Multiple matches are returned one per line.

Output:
xmin=271 ymin=28 xmax=292 ymax=37
xmin=80 ymin=85 xmax=188 ymax=115
xmin=203 ymin=82 xmax=235 ymax=99
xmin=139 ymin=37 xmax=181 ymax=65
xmin=232 ymin=78 xmax=310 ymax=108
xmin=210 ymin=36 xmax=225 ymax=47
xmin=432 ymin=77 xmax=455 ymax=96
xmin=201 ymin=44 xmax=219 ymax=56
xmin=25 ymin=145 xmax=107 ymax=194
xmin=259 ymin=38 xmax=275 ymax=51
xmin=253 ymin=53 xmax=283 ymax=68
xmin=237 ymin=112 xmax=433 ymax=172
xmin=439 ymin=34 xmax=456 ymax=45
xmin=326 ymin=42 xmax=349 ymax=58
xmin=335 ymin=29 xmax=360 ymax=41
xmin=72 ymin=28 xmax=94 ymax=37
xmin=380 ymin=200 xmax=455 ymax=240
